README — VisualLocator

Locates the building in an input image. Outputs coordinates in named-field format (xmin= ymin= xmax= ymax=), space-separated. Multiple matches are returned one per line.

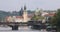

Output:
xmin=6 ymin=5 xmax=34 ymax=22
xmin=23 ymin=5 xmax=28 ymax=22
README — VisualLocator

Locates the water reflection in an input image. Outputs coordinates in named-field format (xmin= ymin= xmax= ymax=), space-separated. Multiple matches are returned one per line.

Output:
xmin=0 ymin=26 xmax=47 ymax=32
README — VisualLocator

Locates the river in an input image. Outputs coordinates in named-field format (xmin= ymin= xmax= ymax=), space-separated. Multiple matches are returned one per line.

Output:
xmin=0 ymin=26 xmax=48 ymax=32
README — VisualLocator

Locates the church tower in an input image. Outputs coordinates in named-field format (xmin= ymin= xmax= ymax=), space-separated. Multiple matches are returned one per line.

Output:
xmin=23 ymin=5 xmax=28 ymax=22
xmin=19 ymin=7 xmax=23 ymax=16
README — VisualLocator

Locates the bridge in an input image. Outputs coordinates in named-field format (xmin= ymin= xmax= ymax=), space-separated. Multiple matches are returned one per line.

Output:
xmin=0 ymin=21 xmax=42 ymax=30
xmin=0 ymin=22 xmax=28 ymax=30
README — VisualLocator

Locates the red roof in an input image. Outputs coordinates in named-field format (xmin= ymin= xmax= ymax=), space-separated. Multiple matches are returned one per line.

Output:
xmin=44 ymin=13 xmax=55 ymax=16
xmin=16 ymin=16 xmax=23 ymax=18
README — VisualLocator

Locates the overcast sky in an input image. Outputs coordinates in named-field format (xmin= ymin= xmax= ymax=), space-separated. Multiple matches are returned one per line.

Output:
xmin=0 ymin=0 xmax=60 ymax=12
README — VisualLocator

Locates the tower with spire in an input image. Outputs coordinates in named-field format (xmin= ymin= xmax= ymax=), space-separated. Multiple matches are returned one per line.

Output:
xmin=24 ymin=5 xmax=26 ymax=11
xmin=23 ymin=5 xmax=28 ymax=22
xmin=19 ymin=7 xmax=24 ymax=16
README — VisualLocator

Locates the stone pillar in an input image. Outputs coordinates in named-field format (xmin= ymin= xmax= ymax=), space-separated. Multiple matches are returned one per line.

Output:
xmin=12 ymin=25 xmax=18 ymax=30
xmin=8 ymin=25 xmax=19 ymax=30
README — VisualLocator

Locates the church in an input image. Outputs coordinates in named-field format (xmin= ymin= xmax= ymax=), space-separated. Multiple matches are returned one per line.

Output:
xmin=6 ymin=5 xmax=34 ymax=22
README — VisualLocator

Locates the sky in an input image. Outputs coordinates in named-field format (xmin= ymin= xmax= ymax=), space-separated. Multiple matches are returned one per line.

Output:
xmin=0 ymin=0 xmax=60 ymax=12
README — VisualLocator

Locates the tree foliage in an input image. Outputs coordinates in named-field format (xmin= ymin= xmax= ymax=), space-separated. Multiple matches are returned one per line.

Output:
xmin=51 ymin=9 xmax=60 ymax=29
xmin=31 ymin=14 xmax=44 ymax=21
xmin=56 ymin=9 xmax=60 ymax=28
xmin=51 ymin=13 xmax=57 ymax=25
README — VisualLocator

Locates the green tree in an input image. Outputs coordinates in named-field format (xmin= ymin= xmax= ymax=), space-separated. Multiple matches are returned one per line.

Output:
xmin=31 ymin=8 xmax=44 ymax=21
xmin=50 ymin=13 xmax=56 ymax=24
xmin=51 ymin=9 xmax=60 ymax=30
xmin=56 ymin=9 xmax=60 ymax=29
xmin=31 ymin=14 xmax=44 ymax=21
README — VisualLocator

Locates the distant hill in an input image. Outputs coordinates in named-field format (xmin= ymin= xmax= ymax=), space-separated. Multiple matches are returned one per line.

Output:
xmin=0 ymin=10 xmax=12 ymax=21
xmin=0 ymin=11 xmax=11 ymax=17
xmin=27 ymin=10 xmax=35 ymax=14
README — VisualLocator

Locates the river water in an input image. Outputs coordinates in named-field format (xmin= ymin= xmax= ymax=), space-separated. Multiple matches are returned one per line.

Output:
xmin=0 ymin=26 xmax=48 ymax=32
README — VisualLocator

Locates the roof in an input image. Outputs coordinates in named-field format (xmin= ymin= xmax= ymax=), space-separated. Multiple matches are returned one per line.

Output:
xmin=44 ymin=13 xmax=55 ymax=16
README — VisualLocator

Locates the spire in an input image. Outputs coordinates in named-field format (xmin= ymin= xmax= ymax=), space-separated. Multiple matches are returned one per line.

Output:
xmin=19 ymin=7 xmax=23 ymax=16
xmin=24 ymin=5 xmax=26 ymax=10
xmin=20 ymin=7 xmax=23 ymax=11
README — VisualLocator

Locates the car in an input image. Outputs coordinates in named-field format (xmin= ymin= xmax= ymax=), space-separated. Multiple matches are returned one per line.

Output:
xmin=52 ymin=26 xmax=57 ymax=32
xmin=27 ymin=21 xmax=34 ymax=26
xmin=31 ymin=24 xmax=42 ymax=30
xmin=46 ymin=26 xmax=52 ymax=31
xmin=45 ymin=23 xmax=50 ymax=26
